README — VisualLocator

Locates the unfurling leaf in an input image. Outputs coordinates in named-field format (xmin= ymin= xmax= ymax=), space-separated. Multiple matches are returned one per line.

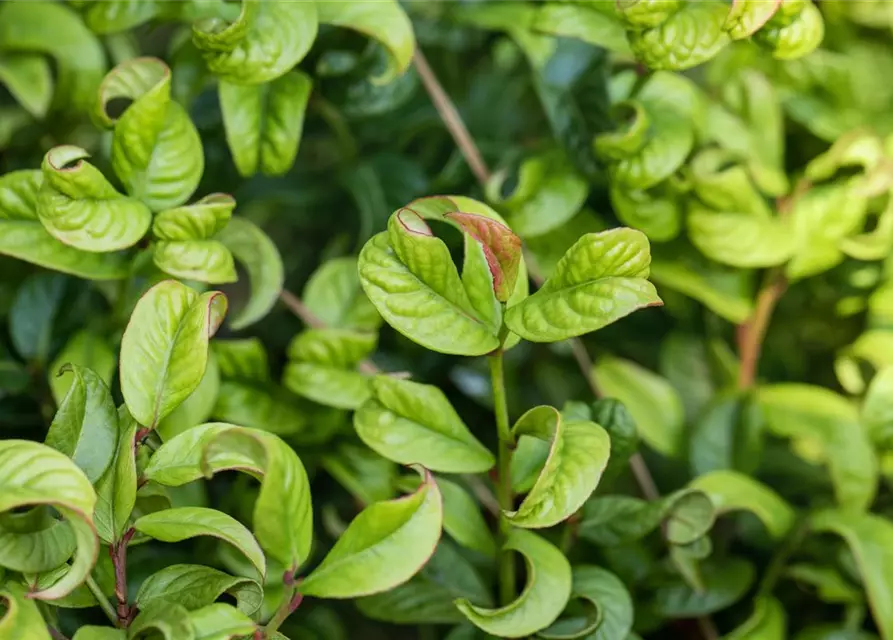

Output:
xmin=0 ymin=582 xmax=50 ymax=639
xmin=120 ymin=280 xmax=226 ymax=428
xmin=455 ymin=529 xmax=572 ymax=638
xmin=446 ymin=212 xmax=522 ymax=302
xmin=539 ymin=566 xmax=634 ymax=640
xmin=300 ymin=466 xmax=442 ymax=599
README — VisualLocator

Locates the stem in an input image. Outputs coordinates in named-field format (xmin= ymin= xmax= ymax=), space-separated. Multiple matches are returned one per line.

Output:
xmin=488 ymin=349 xmax=516 ymax=606
xmin=47 ymin=627 xmax=69 ymax=640
xmin=264 ymin=572 xmax=302 ymax=636
xmin=759 ymin=518 xmax=808 ymax=596
xmin=111 ymin=528 xmax=135 ymax=627
xmin=85 ymin=574 xmax=117 ymax=627
xmin=737 ymin=269 xmax=786 ymax=390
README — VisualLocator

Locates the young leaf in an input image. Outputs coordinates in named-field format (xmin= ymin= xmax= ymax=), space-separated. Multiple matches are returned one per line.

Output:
xmin=0 ymin=582 xmax=49 ymax=640
xmin=135 ymin=564 xmax=262 ymax=616
xmin=446 ymin=212 xmax=522 ymax=302
xmin=96 ymin=58 xmax=204 ymax=211
xmin=303 ymin=257 xmax=381 ymax=331
xmin=505 ymin=228 xmax=661 ymax=342
xmin=300 ymin=466 xmax=442 ymax=599
xmin=219 ymin=71 xmax=312 ymax=177
xmin=72 ymin=627 xmax=125 ymax=640
xmin=45 ymin=364 xmax=117 ymax=483
xmin=49 ymin=331 xmax=116 ymax=405
xmin=353 ymin=376 xmax=495 ymax=473
xmin=128 ymin=602 xmax=194 ymax=640
xmin=215 ymin=217 xmax=285 ymax=330
xmin=506 ymin=406 xmax=610 ymax=528
xmin=192 ymin=0 xmax=318 ymax=84
xmin=37 ymin=146 xmax=152 ymax=252
xmin=688 ymin=208 xmax=794 ymax=268
xmin=455 ymin=529 xmax=572 ymax=638
xmin=540 ymin=566 xmax=634 ymax=640
xmin=690 ymin=470 xmax=795 ymax=539
xmin=0 ymin=440 xmax=98 ymax=600
xmin=120 ymin=280 xmax=227 ymax=428
xmin=187 ymin=603 xmax=256 ymax=640
xmin=144 ymin=424 xmax=312 ymax=571
xmin=0 ymin=53 xmax=52 ymax=118
xmin=133 ymin=507 xmax=266 ymax=580
xmin=93 ymin=407 xmax=137 ymax=545
xmin=157 ymin=351 xmax=220 ymax=442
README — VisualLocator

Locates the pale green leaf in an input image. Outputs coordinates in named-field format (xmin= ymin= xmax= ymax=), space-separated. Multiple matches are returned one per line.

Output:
xmin=133 ymin=507 xmax=266 ymax=580
xmin=212 ymin=381 xmax=309 ymax=437
xmin=505 ymin=228 xmax=661 ymax=342
xmin=93 ymin=408 xmax=137 ymax=545
xmin=626 ymin=2 xmax=731 ymax=71
xmin=0 ymin=507 xmax=75 ymax=573
xmin=83 ymin=0 xmax=158 ymax=34
xmin=0 ymin=440 xmax=98 ymax=600
xmin=725 ymin=597 xmax=786 ymax=640
xmin=49 ymin=331 xmax=116 ymax=405
xmin=153 ymin=240 xmax=237 ymax=285
xmin=0 ymin=53 xmax=52 ymax=118
xmin=321 ymin=442 xmax=396 ymax=506
xmin=157 ymin=350 xmax=220 ymax=442
xmin=532 ymin=3 xmax=630 ymax=54
xmin=690 ymin=470 xmax=795 ymax=539
xmin=354 ymin=376 xmax=494 ymax=474
xmin=300 ymin=467 xmax=442 ymax=599
xmin=0 ymin=582 xmax=50 ymax=640
xmin=135 ymin=564 xmax=262 ymax=616
xmin=455 ymin=529 xmax=572 ymax=638
xmin=128 ymin=602 xmax=194 ymax=640
xmin=220 ymin=71 xmax=312 ymax=177
xmin=72 ymin=627 xmax=126 ymax=640
xmin=303 ymin=257 xmax=380 ymax=331
xmin=212 ymin=338 xmax=269 ymax=382
xmin=120 ymin=280 xmax=227 ymax=428
xmin=440 ymin=478 xmax=496 ymax=557
xmin=609 ymin=183 xmax=682 ymax=242
xmin=863 ymin=366 xmax=893 ymax=446
xmin=688 ymin=207 xmax=794 ymax=268
xmin=755 ymin=1 xmax=824 ymax=60
xmin=188 ymin=603 xmax=256 ymax=640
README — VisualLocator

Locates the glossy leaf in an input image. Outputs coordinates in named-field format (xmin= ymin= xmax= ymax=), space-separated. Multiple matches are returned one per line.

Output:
xmin=128 ymin=602 xmax=194 ymax=640
xmin=0 ymin=582 xmax=49 ymax=640
xmin=455 ymin=529 xmax=572 ymax=638
xmin=72 ymin=627 xmax=125 ymax=640
xmin=188 ymin=603 xmax=256 ymax=640
xmin=49 ymin=331 xmax=116 ymax=405
xmin=300 ymin=466 xmax=442 ymax=598
xmin=0 ymin=53 xmax=52 ymax=118
xmin=120 ymin=280 xmax=227 ymax=428
xmin=447 ymin=212 xmax=523 ymax=302
xmin=157 ymin=351 xmax=220 ymax=442
xmin=354 ymin=376 xmax=494 ymax=473
xmin=688 ymin=207 xmax=793 ymax=268
xmin=93 ymin=409 xmax=137 ymax=545
xmin=135 ymin=564 xmax=262 ymax=616
xmin=0 ymin=507 xmax=76 ymax=573
xmin=625 ymin=2 xmax=731 ymax=71
xmin=690 ymin=470 xmax=795 ymax=538
xmin=303 ymin=257 xmax=381 ymax=331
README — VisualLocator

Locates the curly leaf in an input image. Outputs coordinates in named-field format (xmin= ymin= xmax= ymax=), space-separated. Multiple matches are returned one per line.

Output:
xmin=37 ymin=146 xmax=152 ymax=252
xmin=354 ymin=376 xmax=494 ymax=473
xmin=120 ymin=280 xmax=227 ymax=428
xmin=192 ymin=0 xmax=318 ymax=85
xmin=690 ymin=470 xmax=795 ymax=538
xmin=97 ymin=57 xmax=204 ymax=211
xmin=506 ymin=406 xmax=610 ymax=528
xmin=455 ymin=530 xmax=572 ymax=638
xmin=0 ymin=508 xmax=76 ymax=574
xmin=0 ymin=440 xmax=98 ymax=600
xmin=755 ymin=1 xmax=824 ymax=60
xmin=540 ymin=566 xmax=633 ymax=640
xmin=0 ymin=582 xmax=49 ymax=640
xmin=724 ymin=0 xmax=782 ymax=39
xmin=49 ymin=331 xmax=116 ymax=405
xmin=688 ymin=207 xmax=794 ymax=268
xmin=219 ymin=71 xmax=312 ymax=177
xmin=144 ymin=424 xmax=312 ymax=570
xmin=304 ymin=257 xmax=380 ymax=331
xmin=507 ymin=228 xmax=660 ymax=342
xmin=300 ymin=466 xmax=442 ymax=598
xmin=626 ymin=1 xmax=730 ymax=70
xmin=447 ymin=212 xmax=522 ymax=302
xmin=0 ymin=53 xmax=52 ymax=118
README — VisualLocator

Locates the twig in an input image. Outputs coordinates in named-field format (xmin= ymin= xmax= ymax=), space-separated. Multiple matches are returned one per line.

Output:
xmin=736 ymin=270 xmax=786 ymax=390
xmin=111 ymin=528 xmax=136 ymax=627
xmin=264 ymin=572 xmax=303 ymax=635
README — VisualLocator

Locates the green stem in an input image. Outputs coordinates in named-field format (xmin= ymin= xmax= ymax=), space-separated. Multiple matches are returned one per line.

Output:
xmin=488 ymin=349 xmax=515 ymax=606
xmin=85 ymin=574 xmax=117 ymax=627
xmin=264 ymin=572 xmax=302 ymax=636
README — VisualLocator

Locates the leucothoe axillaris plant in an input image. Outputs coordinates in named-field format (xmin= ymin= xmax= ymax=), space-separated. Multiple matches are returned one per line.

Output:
xmin=5 ymin=1 xmax=893 ymax=640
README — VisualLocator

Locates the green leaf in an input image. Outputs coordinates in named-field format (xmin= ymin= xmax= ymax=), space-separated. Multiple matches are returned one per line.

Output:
xmin=786 ymin=564 xmax=863 ymax=605
xmin=193 ymin=0 xmax=317 ymax=85
xmin=688 ymin=207 xmax=793 ymax=268
xmin=9 ymin=272 xmax=66 ymax=362
xmin=625 ymin=2 xmax=731 ymax=71
xmin=455 ymin=529 xmax=572 ymax=638
xmin=188 ymin=603 xmax=256 ymax=640
xmin=688 ymin=392 xmax=764 ymax=476
xmin=755 ymin=1 xmax=824 ymax=60
xmin=690 ymin=470 xmax=795 ymax=539
xmin=215 ymin=217 xmax=284 ymax=330
xmin=593 ymin=355 xmax=684 ymax=457
xmin=213 ymin=380 xmax=310 ymax=437
xmin=725 ymin=597 xmax=786 ymax=640
xmin=134 ymin=507 xmax=266 ymax=580
xmin=303 ymin=257 xmax=381 ymax=331
xmin=0 ymin=171 xmax=128 ymax=279
xmin=532 ymin=3 xmax=631 ymax=54
xmin=321 ymin=442 xmax=396 ymax=505
xmin=505 ymin=228 xmax=661 ymax=342
xmin=0 ymin=582 xmax=50 ymax=640
xmin=0 ymin=54 xmax=52 ymax=118
xmin=128 ymin=602 xmax=194 ymax=640
xmin=0 ymin=507 xmax=76 ymax=573
xmin=758 ymin=384 xmax=877 ymax=511
xmin=135 ymin=564 xmax=262 ymax=617
xmin=447 ymin=212 xmax=523 ymax=302
xmin=506 ymin=406 xmax=610 ymax=528
xmin=46 ymin=364 xmax=117 ymax=483
xmin=120 ymin=280 xmax=227 ymax=428
xmin=439 ymin=478 xmax=496 ymax=557
xmin=144 ymin=424 xmax=312 ymax=570
xmin=809 ymin=509 xmax=893 ymax=640
xmin=609 ymin=182 xmax=682 ymax=243
xmin=72 ymin=627 xmax=126 ymax=640
xmin=97 ymin=58 xmax=204 ymax=211
xmin=540 ymin=566 xmax=633 ymax=640
xmin=317 ymin=0 xmax=414 ymax=84
xmin=83 ymin=0 xmax=158 ymax=34
xmin=0 ymin=440 xmax=98 ymax=600
xmin=220 ymin=71 xmax=312 ymax=177
xmin=652 ymin=558 xmax=755 ymax=618
xmin=49 ymin=331 xmax=116 ymax=405
xmin=93 ymin=407 xmax=137 ymax=545
xmin=300 ymin=466 xmax=442 ymax=599
xmin=158 ymin=350 xmax=220 ymax=442
xmin=212 ymin=338 xmax=269 ymax=382
xmin=354 ymin=376 xmax=494 ymax=474
xmin=591 ymin=398 xmax=639 ymax=482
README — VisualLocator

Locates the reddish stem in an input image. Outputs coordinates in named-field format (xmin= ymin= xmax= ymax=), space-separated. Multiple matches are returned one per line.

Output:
xmin=112 ymin=527 xmax=135 ymax=626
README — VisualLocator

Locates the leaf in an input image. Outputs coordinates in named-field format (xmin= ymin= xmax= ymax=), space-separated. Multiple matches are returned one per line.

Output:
xmin=9 ymin=272 xmax=66 ymax=362
xmin=321 ymin=442 xmax=397 ymax=505
xmin=652 ymin=558 xmax=755 ymax=618
xmin=192 ymin=0 xmax=318 ymax=85
xmin=120 ymin=280 xmax=227 ymax=428
xmin=758 ymin=384 xmax=877 ymax=511
xmin=49 ymin=331 xmax=116 ymax=405
xmin=690 ymin=470 xmax=795 ymax=539
xmin=688 ymin=392 xmax=764 ymax=476
xmin=128 ymin=602 xmax=194 ymax=640
xmin=0 ymin=440 xmax=98 ymax=599
xmin=157 ymin=351 xmax=220 ymax=442
xmin=688 ymin=207 xmax=794 ymax=268
xmin=72 ymin=627 xmax=126 ymax=640
xmin=0 ymin=170 xmax=128 ymax=279
xmin=135 ymin=564 xmax=262 ymax=616
xmin=188 ymin=603 xmax=256 ymax=640
xmin=212 ymin=338 xmax=269 ymax=382
xmin=755 ymin=1 xmax=824 ymax=60
xmin=46 ymin=365 xmax=118 ymax=483
xmin=133 ymin=507 xmax=266 ymax=580
xmin=212 ymin=380 xmax=310 ymax=437
xmin=447 ymin=212 xmax=523 ymax=302
xmin=532 ymin=3 xmax=631 ymax=54
xmin=144 ymin=424 xmax=312 ymax=571
xmin=0 ymin=507 xmax=76 ymax=573
xmin=439 ymin=478 xmax=496 ymax=557
xmin=354 ymin=376 xmax=494 ymax=474
xmin=93 ymin=407 xmax=137 ymax=545
xmin=455 ymin=529 xmax=572 ymax=638
xmin=317 ymin=0 xmax=414 ymax=84
xmin=591 ymin=398 xmax=638 ymax=482
xmin=215 ymin=217 xmax=284 ymax=330
xmin=540 ymin=566 xmax=633 ymax=640
xmin=303 ymin=257 xmax=380 ymax=331
xmin=97 ymin=58 xmax=204 ymax=211
xmin=809 ymin=509 xmax=893 ymax=640
xmin=219 ymin=71 xmax=312 ymax=177
xmin=0 ymin=53 xmax=52 ymax=118
xmin=506 ymin=406 xmax=610 ymax=528
xmin=300 ymin=466 xmax=442 ymax=599
xmin=725 ymin=597 xmax=786 ymax=640
xmin=593 ymin=355 xmax=684 ymax=457
xmin=505 ymin=228 xmax=661 ymax=342
xmin=0 ymin=582 xmax=50 ymax=640
xmin=609 ymin=182 xmax=682 ymax=243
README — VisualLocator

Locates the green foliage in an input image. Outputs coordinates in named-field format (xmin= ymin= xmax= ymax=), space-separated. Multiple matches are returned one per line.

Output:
xmin=2 ymin=2 xmax=893 ymax=640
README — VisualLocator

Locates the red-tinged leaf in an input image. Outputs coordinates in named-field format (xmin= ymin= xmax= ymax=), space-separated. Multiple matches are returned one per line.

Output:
xmin=446 ymin=212 xmax=522 ymax=302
